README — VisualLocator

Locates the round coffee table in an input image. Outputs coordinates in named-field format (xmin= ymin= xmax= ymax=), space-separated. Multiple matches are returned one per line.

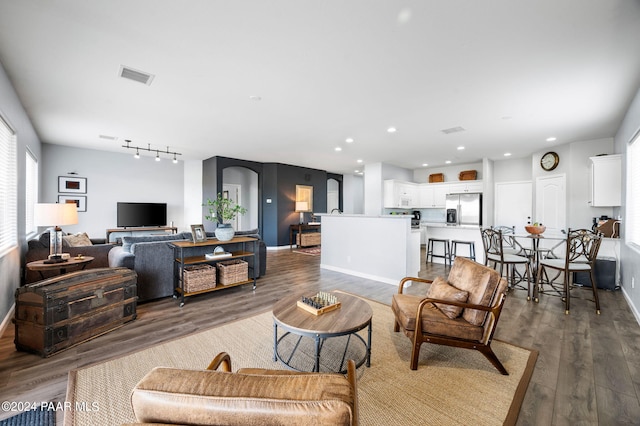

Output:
xmin=272 ymin=292 xmax=372 ymax=373
xmin=26 ymin=256 xmax=94 ymax=280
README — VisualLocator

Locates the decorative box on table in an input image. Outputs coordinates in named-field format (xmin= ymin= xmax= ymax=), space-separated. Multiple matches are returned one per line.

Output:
xmin=217 ymin=259 xmax=248 ymax=285
xmin=183 ymin=264 xmax=216 ymax=292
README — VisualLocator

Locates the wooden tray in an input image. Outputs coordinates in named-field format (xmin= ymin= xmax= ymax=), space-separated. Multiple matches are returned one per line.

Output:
xmin=459 ymin=170 xmax=477 ymax=181
xmin=429 ymin=173 xmax=444 ymax=183
xmin=296 ymin=300 xmax=341 ymax=315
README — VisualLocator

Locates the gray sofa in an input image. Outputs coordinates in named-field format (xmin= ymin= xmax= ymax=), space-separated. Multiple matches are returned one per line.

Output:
xmin=25 ymin=232 xmax=115 ymax=284
xmin=108 ymin=230 xmax=266 ymax=302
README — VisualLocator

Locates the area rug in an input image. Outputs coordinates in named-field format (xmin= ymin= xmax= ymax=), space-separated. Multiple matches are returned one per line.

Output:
xmin=293 ymin=246 xmax=321 ymax=255
xmin=0 ymin=406 xmax=55 ymax=426
xmin=65 ymin=295 xmax=537 ymax=426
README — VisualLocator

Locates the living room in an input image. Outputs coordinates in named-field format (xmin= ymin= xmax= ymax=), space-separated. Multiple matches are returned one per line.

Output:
xmin=2 ymin=2 xmax=640 ymax=424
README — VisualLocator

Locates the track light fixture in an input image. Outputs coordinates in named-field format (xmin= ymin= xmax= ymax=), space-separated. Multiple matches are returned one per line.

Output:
xmin=122 ymin=140 xmax=182 ymax=163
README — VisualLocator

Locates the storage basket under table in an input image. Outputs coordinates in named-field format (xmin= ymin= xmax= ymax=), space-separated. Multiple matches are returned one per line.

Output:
xmin=183 ymin=264 xmax=216 ymax=292
xmin=217 ymin=259 xmax=249 ymax=285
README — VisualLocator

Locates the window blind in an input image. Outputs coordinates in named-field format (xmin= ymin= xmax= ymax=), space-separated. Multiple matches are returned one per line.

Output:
xmin=25 ymin=148 xmax=38 ymax=235
xmin=627 ymin=130 xmax=640 ymax=250
xmin=0 ymin=114 xmax=17 ymax=257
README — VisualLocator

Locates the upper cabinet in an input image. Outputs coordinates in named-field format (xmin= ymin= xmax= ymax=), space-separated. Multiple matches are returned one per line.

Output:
xmin=384 ymin=180 xmax=418 ymax=208
xmin=447 ymin=181 xmax=483 ymax=194
xmin=418 ymin=184 xmax=447 ymax=208
xmin=590 ymin=155 xmax=621 ymax=207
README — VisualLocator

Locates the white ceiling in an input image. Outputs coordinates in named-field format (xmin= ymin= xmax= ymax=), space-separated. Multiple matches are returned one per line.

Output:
xmin=1 ymin=0 xmax=639 ymax=175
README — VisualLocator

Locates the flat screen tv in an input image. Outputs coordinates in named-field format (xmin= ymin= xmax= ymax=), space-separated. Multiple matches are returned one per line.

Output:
xmin=117 ymin=202 xmax=167 ymax=228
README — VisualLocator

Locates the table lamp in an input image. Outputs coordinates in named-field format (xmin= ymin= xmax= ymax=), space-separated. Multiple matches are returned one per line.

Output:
xmin=34 ymin=203 xmax=79 ymax=263
xmin=295 ymin=201 xmax=309 ymax=224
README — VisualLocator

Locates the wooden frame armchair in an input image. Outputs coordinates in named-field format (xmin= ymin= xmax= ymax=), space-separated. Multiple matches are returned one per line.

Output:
xmin=392 ymin=257 xmax=509 ymax=375
xmin=127 ymin=352 xmax=359 ymax=425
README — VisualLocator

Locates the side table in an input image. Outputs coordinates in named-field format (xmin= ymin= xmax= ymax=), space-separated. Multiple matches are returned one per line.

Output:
xmin=26 ymin=256 xmax=94 ymax=280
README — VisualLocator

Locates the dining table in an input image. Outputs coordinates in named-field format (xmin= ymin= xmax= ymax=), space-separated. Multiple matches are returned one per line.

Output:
xmin=514 ymin=232 xmax=567 ymax=301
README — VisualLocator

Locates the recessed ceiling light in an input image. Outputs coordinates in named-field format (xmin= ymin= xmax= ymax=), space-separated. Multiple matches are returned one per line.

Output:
xmin=387 ymin=127 xmax=397 ymax=133
xmin=345 ymin=138 xmax=354 ymax=143
xmin=335 ymin=147 xmax=342 ymax=152
xmin=356 ymin=159 xmax=363 ymax=163
xmin=422 ymin=163 xmax=428 ymax=167
xmin=504 ymin=153 xmax=512 ymax=157
xmin=355 ymin=170 xmax=360 ymax=173
xmin=457 ymin=146 xmax=465 ymax=150
xmin=249 ymin=95 xmax=262 ymax=101
xmin=546 ymin=137 xmax=557 ymax=142
xmin=445 ymin=160 xmax=452 ymax=164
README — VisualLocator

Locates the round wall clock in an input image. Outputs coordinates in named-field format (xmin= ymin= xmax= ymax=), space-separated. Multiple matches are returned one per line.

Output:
xmin=540 ymin=151 xmax=559 ymax=171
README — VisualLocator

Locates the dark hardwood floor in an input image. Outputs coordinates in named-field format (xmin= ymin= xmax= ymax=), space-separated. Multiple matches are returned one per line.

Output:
xmin=1 ymin=248 xmax=639 ymax=425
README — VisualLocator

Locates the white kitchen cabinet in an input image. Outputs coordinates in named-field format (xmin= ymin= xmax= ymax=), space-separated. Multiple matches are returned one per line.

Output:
xmin=590 ymin=155 xmax=621 ymax=207
xmin=418 ymin=183 xmax=447 ymax=208
xmin=448 ymin=181 xmax=483 ymax=194
xmin=384 ymin=180 xmax=418 ymax=208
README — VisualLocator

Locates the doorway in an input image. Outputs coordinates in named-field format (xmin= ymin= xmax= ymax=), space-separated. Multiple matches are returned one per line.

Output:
xmin=223 ymin=183 xmax=242 ymax=230
xmin=327 ymin=178 xmax=339 ymax=213
xmin=535 ymin=174 xmax=566 ymax=232
xmin=494 ymin=181 xmax=532 ymax=231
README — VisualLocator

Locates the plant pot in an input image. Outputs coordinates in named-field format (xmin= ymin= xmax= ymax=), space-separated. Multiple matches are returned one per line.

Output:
xmin=214 ymin=223 xmax=235 ymax=241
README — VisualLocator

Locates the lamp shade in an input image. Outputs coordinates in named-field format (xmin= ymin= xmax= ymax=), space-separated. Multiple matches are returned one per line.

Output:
xmin=34 ymin=203 xmax=79 ymax=227
xmin=295 ymin=201 xmax=309 ymax=212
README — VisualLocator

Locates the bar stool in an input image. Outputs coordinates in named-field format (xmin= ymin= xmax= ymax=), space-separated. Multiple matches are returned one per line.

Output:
xmin=451 ymin=240 xmax=476 ymax=261
xmin=426 ymin=238 xmax=450 ymax=266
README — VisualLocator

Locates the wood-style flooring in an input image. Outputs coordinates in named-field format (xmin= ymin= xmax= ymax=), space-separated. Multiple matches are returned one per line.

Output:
xmin=1 ymin=248 xmax=639 ymax=425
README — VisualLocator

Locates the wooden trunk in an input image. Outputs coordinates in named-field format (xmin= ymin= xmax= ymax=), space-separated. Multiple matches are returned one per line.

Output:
xmin=14 ymin=267 xmax=137 ymax=357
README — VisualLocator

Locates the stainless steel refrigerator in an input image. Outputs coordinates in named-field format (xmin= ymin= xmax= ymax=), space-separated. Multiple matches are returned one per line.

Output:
xmin=445 ymin=193 xmax=482 ymax=226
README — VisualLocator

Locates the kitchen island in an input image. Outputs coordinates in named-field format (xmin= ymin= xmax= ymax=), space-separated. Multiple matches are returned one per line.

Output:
xmin=319 ymin=214 xmax=420 ymax=285
xmin=422 ymin=222 xmax=485 ymax=264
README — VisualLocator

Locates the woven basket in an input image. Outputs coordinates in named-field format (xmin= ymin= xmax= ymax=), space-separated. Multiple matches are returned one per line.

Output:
xmin=183 ymin=264 xmax=216 ymax=293
xmin=429 ymin=173 xmax=444 ymax=183
xmin=297 ymin=232 xmax=321 ymax=247
xmin=217 ymin=259 xmax=248 ymax=285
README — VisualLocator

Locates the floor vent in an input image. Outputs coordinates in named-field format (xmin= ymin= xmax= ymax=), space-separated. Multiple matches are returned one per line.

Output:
xmin=119 ymin=65 xmax=155 ymax=85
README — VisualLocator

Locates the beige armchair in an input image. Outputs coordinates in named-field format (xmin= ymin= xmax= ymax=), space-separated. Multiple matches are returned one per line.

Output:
xmin=126 ymin=352 xmax=358 ymax=426
xmin=392 ymin=257 xmax=509 ymax=374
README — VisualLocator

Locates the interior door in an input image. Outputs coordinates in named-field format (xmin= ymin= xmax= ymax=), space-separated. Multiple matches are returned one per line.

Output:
xmin=494 ymin=181 xmax=532 ymax=231
xmin=535 ymin=174 xmax=566 ymax=232
xmin=222 ymin=183 xmax=242 ymax=230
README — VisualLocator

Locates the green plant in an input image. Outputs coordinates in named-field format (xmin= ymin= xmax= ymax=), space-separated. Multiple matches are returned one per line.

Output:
xmin=204 ymin=193 xmax=247 ymax=224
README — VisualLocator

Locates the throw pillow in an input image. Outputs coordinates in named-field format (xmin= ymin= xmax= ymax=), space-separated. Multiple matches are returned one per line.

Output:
xmin=425 ymin=276 xmax=469 ymax=319
xmin=62 ymin=232 xmax=93 ymax=247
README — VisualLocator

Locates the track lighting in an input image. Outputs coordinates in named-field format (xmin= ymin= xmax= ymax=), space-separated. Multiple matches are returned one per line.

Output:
xmin=122 ymin=140 xmax=182 ymax=163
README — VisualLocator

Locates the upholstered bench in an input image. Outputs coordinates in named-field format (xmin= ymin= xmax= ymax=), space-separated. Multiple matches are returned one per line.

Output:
xmin=125 ymin=352 xmax=358 ymax=425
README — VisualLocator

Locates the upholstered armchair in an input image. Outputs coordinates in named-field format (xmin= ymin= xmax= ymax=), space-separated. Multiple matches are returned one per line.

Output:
xmin=392 ymin=257 xmax=509 ymax=374
xmin=125 ymin=352 xmax=358 ymax=426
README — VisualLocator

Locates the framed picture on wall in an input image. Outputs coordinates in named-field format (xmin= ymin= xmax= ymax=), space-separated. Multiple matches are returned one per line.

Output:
xmin=58 ymin=195 xmax=87 ymax=212
xmin=295 ymin=185 xmax=313 ymax=211
xmin=58 ymin=176 xmax=87 ymax=193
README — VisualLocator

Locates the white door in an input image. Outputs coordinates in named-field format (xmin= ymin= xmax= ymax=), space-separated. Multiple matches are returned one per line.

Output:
xmin=535 ymin=174 xmax=566 ymax=232
xmin=222 ymin=183 xmax=242 ymax=230
xmin=494 ymin=181 xmax=532 ymax=232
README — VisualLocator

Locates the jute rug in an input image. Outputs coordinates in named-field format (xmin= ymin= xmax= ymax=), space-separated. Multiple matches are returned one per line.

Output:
xmin=293 ymin=246 xmax=321 ymax=256
xmin=65 ymin=295 xmax=536 ymax=426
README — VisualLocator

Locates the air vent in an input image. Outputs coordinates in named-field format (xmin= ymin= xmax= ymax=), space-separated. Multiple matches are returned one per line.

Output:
xmin=119 ymin=65 xmax=155 ymax=85
xmin=441 ymin=126 xmax=466 ymax=134
xmin=98 ymin=134 xmax=117 ymax=141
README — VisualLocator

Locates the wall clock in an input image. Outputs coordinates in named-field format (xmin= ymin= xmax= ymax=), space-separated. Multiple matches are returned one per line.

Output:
xmin=540 ymin=151 xmax=559 ymax=171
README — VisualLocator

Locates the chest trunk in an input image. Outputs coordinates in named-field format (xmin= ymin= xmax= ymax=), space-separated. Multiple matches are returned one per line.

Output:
xmin=14 ymin=267 xmax=137 ymax=357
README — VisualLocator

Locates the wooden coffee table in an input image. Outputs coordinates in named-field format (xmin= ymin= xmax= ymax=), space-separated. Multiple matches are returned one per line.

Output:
xmin=26 ymin=256 xmax=94 ymax=280
xmin=272 ymin=292 xmax=372 ymax=373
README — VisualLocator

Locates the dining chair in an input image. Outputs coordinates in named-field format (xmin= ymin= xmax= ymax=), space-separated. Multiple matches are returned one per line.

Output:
xmin=481 ymin=227 xmax=532 ymax=300
xmin=534 ymin=229 xmax=602 ymax=314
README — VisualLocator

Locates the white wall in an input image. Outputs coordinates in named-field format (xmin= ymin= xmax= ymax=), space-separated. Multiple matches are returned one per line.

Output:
xmin=363 ymin=163 xmax=383 ymax=215
xmin=42 ymin=144 xmax=185 ymax=238
xmin=493 ymin=156 xmax=531 ymax=183
xmin=183 ymin=160 xmax=203 ymax=229
xmin=343 ymin=174 xmax=364 ymax=214
xmin=414 ymin=161 xmax=483 ymax=183
xmin=616 ymin=86 xmax=640 ymax=322
xmin=0 ymin=61 xmax=42 ymax=327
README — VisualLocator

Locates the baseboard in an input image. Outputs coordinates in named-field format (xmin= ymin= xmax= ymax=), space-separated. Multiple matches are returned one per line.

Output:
xmin=320 ymin=264 xmax=397 ymax=286
xmin=267 ymin=245 xmax=292 ymax=251
xmin=621 ymin=286 xmax=640 ymax=327
xmin=0 ymin=303 xmax=15 ymax=337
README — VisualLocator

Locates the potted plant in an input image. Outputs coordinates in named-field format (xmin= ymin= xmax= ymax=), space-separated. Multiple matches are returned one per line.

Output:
xmin=204 ymin=193 xmax=247 ymax=241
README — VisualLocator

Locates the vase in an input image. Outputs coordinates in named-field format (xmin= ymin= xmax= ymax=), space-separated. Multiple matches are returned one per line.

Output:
xmin=214 ymin=223 xmax=234 ymax=241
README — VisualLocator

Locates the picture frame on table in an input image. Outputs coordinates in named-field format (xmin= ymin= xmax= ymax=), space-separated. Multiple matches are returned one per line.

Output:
xmin=58 ymin=176 xmax=87 ymax=193
xmin=191 ymin=224 xmax=206 ymax=243
xmin=58 ymin=195 xmax=87 ymax=212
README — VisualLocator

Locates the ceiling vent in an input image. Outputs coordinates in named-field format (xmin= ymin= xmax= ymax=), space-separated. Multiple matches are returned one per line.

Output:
xmin=441 ymin=126 xmax=466 ymax=134
xmin=119 ymin=65 xmax=155 ymax=85
xmin=98 ymin=134 xmax=117 ymax=141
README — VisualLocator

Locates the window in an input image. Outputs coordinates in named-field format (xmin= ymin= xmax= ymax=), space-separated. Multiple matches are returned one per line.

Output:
xmin=25 ymin=148 xmax=38 ymax=236
xmin=627 ymin=129 xmax=640 ymax=250
xmin=0 ymin=114 xmax=17 ymax=257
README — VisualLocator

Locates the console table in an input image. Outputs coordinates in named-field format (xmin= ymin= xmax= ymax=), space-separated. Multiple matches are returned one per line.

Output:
xmin=106 ymin=226 xmax=178 ymax=243
xmin=169 ymin=236 xmax=258 ymax=307
xmin=289 ymin=223 xmax=321 ymax=249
